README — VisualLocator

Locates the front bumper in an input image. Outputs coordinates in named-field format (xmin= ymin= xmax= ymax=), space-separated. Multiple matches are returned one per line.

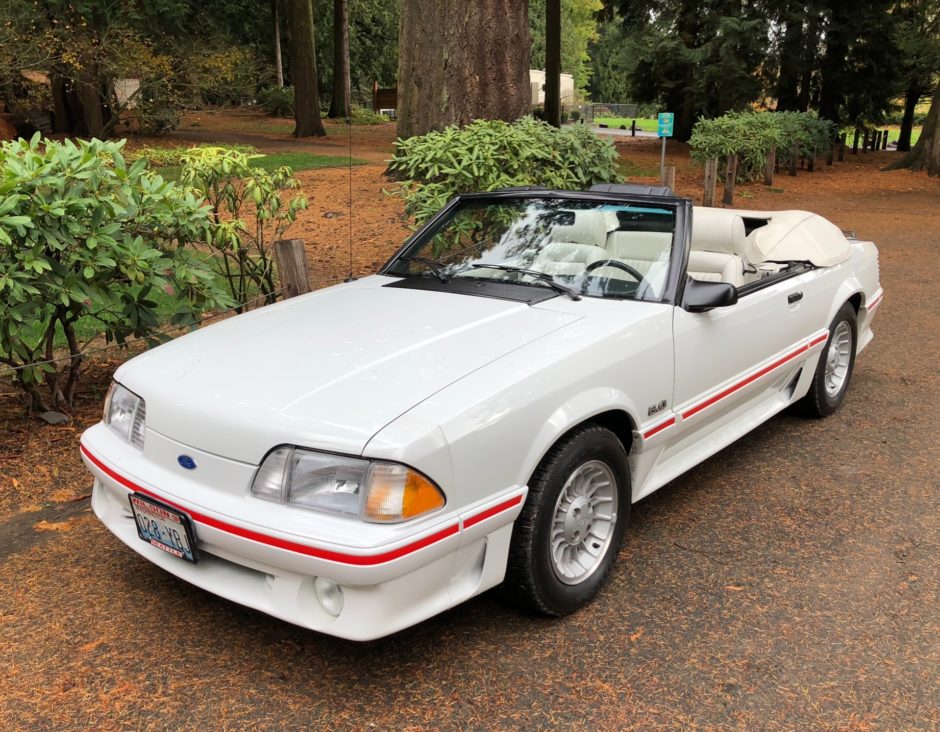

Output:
xmin=81 ymin=425 xmax=526 ymax=640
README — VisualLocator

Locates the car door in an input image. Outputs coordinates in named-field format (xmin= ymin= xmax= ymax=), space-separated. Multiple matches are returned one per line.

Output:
xmin=671 ymin=272 xmax=815 ymax=443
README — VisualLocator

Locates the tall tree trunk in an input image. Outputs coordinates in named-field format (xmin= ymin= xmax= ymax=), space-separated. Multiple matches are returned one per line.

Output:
xmin=544 ymin=0 xmax=561 ymax=128
xmin=76 ymin=66 xmax=104 ymax=138
xmin=50 ymin=73 xmax=75 ymax=134
xmin=896 ymin=84 xmax=922 ymax=153
xmin=887 ymin=81 xmax=939 ymax=176
xmin=817 ymin=2 xmax=850 ymax=124
xmin=795 ymin=11 xmax=821 ymax=112
xmin=288 ymin=0 xmax=327 ymax=137
xmin=328 ymin=0 xmax=351 ymax=118
xmin=397 ymin=0 xmax=531 ymax=139
xmin=774 ymin=13 xmax=803 ymax=111
xmin=273 ymin=0 xmax=284 ymax=88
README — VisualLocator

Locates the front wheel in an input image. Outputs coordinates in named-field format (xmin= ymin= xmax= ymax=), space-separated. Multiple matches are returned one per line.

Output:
xmin=800 ymin=302 xmax=858 ymax=417
xmin=503 ymin=424 xmax=629 ymax=616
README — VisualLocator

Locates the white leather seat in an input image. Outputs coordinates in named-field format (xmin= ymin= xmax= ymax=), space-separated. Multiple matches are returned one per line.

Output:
xmin=550 ymin=210 xmax=608 ymax=248
xmin=605 ymin=231 xmax=673 ymax=277
xmin=689 ymin=208 xmax=748 ymax=286
xmin=530 ymin=242 xmax=607 ymax=277
xmin=687 ymin=250 xmax=745 ymax=285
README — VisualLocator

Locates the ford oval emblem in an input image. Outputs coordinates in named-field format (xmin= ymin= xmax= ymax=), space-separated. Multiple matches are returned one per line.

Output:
xmin=177 ymin=455 xmax=197 ymax=470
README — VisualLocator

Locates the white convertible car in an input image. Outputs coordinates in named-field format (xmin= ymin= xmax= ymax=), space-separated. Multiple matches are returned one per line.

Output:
xmin=80 ymin=186 xmax=883 ymax=640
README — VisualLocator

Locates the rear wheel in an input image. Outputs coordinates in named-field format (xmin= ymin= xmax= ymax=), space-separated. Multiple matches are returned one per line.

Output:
xmin=504 ymin=424 xmax=629 ymax=616
xmin=801 ymin=302 xmax=857 ymax=417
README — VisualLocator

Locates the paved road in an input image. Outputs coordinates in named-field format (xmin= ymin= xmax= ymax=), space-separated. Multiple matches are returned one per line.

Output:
xmin=1 ymin=179 xmax=937 ymax=730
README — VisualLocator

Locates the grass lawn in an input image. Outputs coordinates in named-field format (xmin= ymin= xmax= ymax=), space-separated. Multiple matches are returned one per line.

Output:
xmin=157 ymin=151 xmax=368 ymax=181
xmin=595 ymin=117 xmax=659 ymax=132
xmin=617 ymin=156 xmax=660 ymax=178
xmin=881 ymin=125 xmax=921 ymax=146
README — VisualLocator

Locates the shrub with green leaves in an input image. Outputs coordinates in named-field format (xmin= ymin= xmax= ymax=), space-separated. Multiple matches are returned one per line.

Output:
xmin=0 ymin=136 xmax=232 ymax=412
xmin=690 ymin=111 xmax=838 ymax=182
xmin=131 ymin=143 xmax=259 ymax=167
xmin=258 ymin=86 xmax=295 ymax=117
xmin=349 ymin=106 xmax=390 ymax=125
xmin=388 ymin=117 xmax=622 ymax=225
xmin=179 ymin=146 xmax=308 ymax=310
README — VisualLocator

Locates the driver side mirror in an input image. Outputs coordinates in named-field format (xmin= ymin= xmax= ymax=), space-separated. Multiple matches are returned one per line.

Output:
xmin=683 ymin=278 xmax=738 ymax=312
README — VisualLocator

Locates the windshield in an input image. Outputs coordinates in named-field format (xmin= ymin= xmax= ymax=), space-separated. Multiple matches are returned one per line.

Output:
xmin=384 ymin=197 xmax=676 ymax=301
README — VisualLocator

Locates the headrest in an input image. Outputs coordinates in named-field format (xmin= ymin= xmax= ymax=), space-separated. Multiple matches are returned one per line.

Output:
xmin=550 ymin=210 xmax=608 ymax=247
xmin=607 ymin=231 xmax=673 ymax=260
xmin=691 ymin=208 xmax=746 ymax=255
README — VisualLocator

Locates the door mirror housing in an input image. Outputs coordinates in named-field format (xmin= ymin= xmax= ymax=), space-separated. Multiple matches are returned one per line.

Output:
xmin=683 ymin=278 xmax=738 ymax=312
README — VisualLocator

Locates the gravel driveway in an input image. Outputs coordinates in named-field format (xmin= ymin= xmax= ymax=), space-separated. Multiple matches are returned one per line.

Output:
xmin=1 ymin=167 xmax=937 ymax=730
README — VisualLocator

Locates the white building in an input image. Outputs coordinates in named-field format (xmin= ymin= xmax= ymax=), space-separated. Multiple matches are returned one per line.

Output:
xmin=529 ymin=69 xmax=575 ymax=107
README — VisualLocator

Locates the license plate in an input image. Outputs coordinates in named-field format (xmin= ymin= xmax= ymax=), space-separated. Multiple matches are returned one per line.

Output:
xmin=129 ymin=493 xmax=198 ymax=563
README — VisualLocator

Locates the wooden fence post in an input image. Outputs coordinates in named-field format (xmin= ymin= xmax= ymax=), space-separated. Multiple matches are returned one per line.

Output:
xmin=764 ymin=147 xmax=776 ymax=185
xmin=722 ymin=154 xmax=738 ymax=205
xmin=661 ymin=165 xmax=676 ymax=191
xmin=631 ymin=119 xmax=636 ymax=137
xmin=838 ymin=133 xmax=846 ymax=162
xmin=789 ymin=143 xmax=799 ymax=176
xmin=882 ymin=131 xmax=888 ymax=150
xmin=702 ymin=158 xmax=718 ymax=206
xmin=274 ymin=239 xmax=311 ymax=299
xmin=852 ymin=129 xmax=860 ymax=154
xmin=862 ymin=128 xmax=870 ymax=153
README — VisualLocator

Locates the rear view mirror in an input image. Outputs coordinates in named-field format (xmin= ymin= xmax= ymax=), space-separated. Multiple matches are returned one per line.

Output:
xmin=683 ymin=278 xmax=738 ymax=312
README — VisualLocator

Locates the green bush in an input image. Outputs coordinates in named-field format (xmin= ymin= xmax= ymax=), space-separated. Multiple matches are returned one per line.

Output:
xmin=349 ymin=106 xmax=389 ymax=125
xmin=689 ymin=111 xmax=838 ymax=182
xmin=179 ymin=146 xmax=308 ymax=310
xmin=131 ymin=143 xmax=259 ymax=167
xmin=0 ymin=136 xmax=231 ymax=412
xmin=388 ymin=117 xmax=622 ymax=225
xmin=258 ymin=86 xmax=295 ymax=117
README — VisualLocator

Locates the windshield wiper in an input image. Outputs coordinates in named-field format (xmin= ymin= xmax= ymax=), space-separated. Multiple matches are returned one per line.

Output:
xmin=399 ymin=256 xmax=450 ymax=283
xmin=469 ymin=264 xmax=581 ymax=301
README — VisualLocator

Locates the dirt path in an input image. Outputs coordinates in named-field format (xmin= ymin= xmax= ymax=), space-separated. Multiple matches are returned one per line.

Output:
xmin=1 ymin=119 xmax=938 ymax=729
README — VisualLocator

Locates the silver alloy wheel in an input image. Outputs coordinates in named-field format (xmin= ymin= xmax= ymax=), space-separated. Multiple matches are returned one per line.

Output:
xmin=824 ymin=321 xmax=853 ymax=397
xmin=549 ymin=460 xmax=619 ymax=585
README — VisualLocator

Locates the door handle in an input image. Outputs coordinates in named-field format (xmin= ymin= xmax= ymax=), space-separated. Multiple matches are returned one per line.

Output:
xmin=788 ymin=291 xmax=803 ymax=304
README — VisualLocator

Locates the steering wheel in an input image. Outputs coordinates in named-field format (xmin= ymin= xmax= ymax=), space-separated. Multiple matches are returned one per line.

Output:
xmin=584 ymin=259 xmax=645 ymax=282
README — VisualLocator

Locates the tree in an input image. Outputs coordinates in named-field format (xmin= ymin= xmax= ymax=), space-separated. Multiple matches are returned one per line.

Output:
xmin=397 ymin=0 xmax=531 ymax=139
xmin=273 ymin=0 xmax=285 ymax=87
xmin=288 ymin=0 xmax=327 ymax=137
xmin=893 ymin=0 xmax=940 ymax=152
xmin=531 ymin=0 xmax=603 ymax=96
xmin=817 ymin=0 xmax=901 ymax=127
xmin=615 ymin=0 xmax=769 ymax=140
xmin=588 ymin=16 xmax=635 ymax=103
xmin=888 ymin=80 xmax=940 ymax=174
xmin=545 ymin=0 xmax=562 ymax=127
xmin=327 ymin=0 xmax=351 ymax=118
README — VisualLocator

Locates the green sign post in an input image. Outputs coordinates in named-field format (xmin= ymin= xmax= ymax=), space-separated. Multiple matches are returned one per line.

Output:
xmin=658 ymin=112 xmax=674 ymax=182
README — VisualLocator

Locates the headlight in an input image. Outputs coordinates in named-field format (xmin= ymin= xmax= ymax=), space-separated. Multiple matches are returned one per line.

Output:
xmin=103 ymin=382 xmax=146 ymax=449
xmin=251 ymin=446 xmax=445 ymax=523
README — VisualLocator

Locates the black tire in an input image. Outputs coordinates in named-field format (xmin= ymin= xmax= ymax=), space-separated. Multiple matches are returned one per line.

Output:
xmin=800 ymin=302 xmax=858 ymax=418
xmin=503 ymin=424 xmax=630 ymax=616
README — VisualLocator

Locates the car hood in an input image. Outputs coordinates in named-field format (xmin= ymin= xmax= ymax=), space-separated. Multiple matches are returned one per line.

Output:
xmin=117 ymin=276 xmax=581 ymax=463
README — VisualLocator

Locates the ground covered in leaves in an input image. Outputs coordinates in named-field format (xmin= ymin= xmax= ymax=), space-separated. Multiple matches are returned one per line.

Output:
xmin=1 ymin=112 xmax=938 ymax=729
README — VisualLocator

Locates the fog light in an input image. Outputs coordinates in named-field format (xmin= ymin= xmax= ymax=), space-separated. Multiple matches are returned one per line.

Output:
xmin=313 ymin=577 xmax=344 ymax=617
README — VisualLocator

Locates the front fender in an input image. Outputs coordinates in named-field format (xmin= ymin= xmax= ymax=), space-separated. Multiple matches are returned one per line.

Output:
xmin=517 ymin=387 xmax=640 ymax=489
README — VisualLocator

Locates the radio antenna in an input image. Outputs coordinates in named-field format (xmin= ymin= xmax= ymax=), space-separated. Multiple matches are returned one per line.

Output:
xmin=345 ymin=111 xmax=355 ymax=282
